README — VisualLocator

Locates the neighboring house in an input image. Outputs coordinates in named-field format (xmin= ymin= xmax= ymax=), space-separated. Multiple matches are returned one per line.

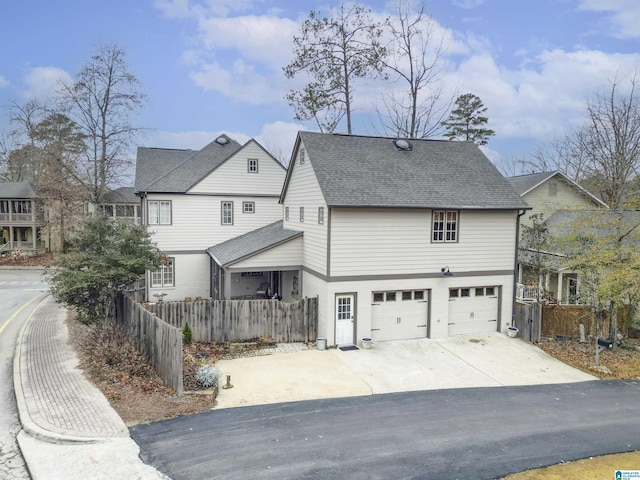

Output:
xmin=518 ymin=210 xmax=640 ymax=306
xmin=87 ymin=187 xmax=141 ymax=224
xmin=509 ymin=171 xmax=608 ymax=304
xmin=208 ymin=132 xmax=530 ymax=346
xmin=134 ymin=134 xmax=287 ymax=301
xmin=508 ymin=171 xmax=607 ymax=234
xmin=0 ymin=182 xmax=46 ymax=254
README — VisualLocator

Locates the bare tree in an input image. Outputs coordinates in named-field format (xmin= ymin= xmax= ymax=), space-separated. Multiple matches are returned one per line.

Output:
xmin=58 ymin=43 xmax=147 ymax=204
xmin=283 ymin=3 xmax=387 ymax=134
xmin=377 ymin=0 xmax=452 ymax=139
xmin=576 ymin=73 xmax=640 ymax=209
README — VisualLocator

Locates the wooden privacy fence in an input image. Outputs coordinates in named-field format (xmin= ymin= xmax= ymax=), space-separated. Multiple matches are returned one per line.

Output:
xmin=513 ymin=303 xmax=540 ymax=342
xmin=540 ymin=305 xmax=631 ymax=339
xmin=145 ymin=297 xmax=318 ymax=343
xmin=116 ymin=293 xmax=183 ymax=395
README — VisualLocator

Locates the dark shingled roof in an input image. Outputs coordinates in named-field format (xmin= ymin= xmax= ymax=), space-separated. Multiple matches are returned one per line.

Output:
xmin=507 ymin=171 xmax=558 ymax=196
xmin=135 ymin=134 xmax=242 ymax=193
xmin=103 ymin=187 xmax=138 ymax=203
xmin=207 ymin=220 xmax=302 ymax=267
xmin=291 ymin=132 xmax=529 ymax=210
xmin=0 ymin=182 xmax=37 ymax=199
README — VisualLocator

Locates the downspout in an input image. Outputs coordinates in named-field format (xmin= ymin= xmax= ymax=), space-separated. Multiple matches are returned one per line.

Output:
xmin=512 ymin=209 xmax=527 ymax=329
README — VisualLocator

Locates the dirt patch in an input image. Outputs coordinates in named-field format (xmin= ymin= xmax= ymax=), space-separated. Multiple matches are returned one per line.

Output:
xmin=66 ymin=315 xmax=215 ymax=426
xmin=537 ymin=337 xmax=640 ymax=379
xmin=0 ymin=252 xmax=54 ymax=268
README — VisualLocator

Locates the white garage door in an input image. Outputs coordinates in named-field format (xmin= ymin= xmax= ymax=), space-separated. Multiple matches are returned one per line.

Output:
xmin=448 ymin=286 xmax=498 ymax=336
xmin=371 ymin=290 xmax=428 ymax=341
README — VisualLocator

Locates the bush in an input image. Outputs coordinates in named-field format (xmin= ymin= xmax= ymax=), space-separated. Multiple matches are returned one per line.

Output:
xmin=183 ymin=322 xmax=193 ymax=345
xmin=196 ymin=365 xmax=220 ymax=389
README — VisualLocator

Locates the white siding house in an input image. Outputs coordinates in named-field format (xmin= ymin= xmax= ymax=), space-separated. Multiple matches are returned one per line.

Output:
xmin=209 ymin=132 xmax=530 ymax=346
xmin=134 ymin=135 xmax=286 ymax=301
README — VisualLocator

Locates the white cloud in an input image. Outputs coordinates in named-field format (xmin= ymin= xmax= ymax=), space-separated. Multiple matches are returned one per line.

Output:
xmin=0 ymin=75 xmax=9 ymax=88
xmin=579 ymin=0 xmax=640 ymax=38
xmin=21 ymin=66 xmax=72 ymax=102
xmin=254 ymin=121 xmax=304 ymax=164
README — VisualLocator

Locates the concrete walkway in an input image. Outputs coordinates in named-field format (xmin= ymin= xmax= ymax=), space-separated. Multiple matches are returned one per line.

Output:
xmin=13 ymin=295 xmax=597 ymax=479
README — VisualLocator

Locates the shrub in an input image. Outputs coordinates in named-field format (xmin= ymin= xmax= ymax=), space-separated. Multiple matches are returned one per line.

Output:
xmin=183 ymin=322 xmax=193 ymax=345
xmin=196 ymin=365 xmax=220 ymax=389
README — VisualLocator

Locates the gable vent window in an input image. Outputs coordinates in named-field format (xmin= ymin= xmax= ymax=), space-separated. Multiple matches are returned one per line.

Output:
xmin=248 ymin=158 xmax=258 ymax=173
xmin=300 ymin=206 xmax=304 ymax=223
xmin=393 ymin=139 xmax=412 ymax=151
xmin=299 ymin=148 xmax=306 ymax=164
xmin=549 ymin=182 xmax=558 ymax=196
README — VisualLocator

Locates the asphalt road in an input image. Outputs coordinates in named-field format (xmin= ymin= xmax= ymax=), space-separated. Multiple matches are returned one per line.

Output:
xmin=0 ymin=268 xmax=48 ymax=480
xmin=131 ymin=380 xmax=640 ymax=480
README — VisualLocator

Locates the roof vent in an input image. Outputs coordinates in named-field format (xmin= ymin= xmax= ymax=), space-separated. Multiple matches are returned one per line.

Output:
xmin=215 ymin=135 xmax=229 ymax=146
xmin=393 ymin=139 xmax=412 ymax=151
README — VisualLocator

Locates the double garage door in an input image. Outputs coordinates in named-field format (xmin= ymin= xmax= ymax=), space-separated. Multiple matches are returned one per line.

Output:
xmin=448 ymin=286 xmax=499 ymax=335
xmin=371 ymin=286 xmax=499 ymax=341
xmin=371 ymin=290 xmax=428 ymax=341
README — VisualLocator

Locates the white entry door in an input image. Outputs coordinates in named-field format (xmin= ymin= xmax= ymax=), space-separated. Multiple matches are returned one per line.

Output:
xmin=335 ymin=294 xmax=355 ymax=345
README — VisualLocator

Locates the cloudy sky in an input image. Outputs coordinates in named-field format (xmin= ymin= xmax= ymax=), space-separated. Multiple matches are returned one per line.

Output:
xmin=1 ymin=0 xmax=639 ymax=172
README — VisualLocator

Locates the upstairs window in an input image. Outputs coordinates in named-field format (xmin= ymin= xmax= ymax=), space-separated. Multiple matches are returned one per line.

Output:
xmin=285 ymin=206 xmax=289 ymax=221
xmin=432 ymin=210 xmax=458 ymax=242
xmin=243 ymin=201 xmax=255 ymax=214
xmin=222 ymin=201 xmax=234 ymax=225
xmin=299 ymin=148 xmax=306 ymax=165
xmin=148 ymin=200 xmax=171 ymax=225
xmin=300 ymin=206 xmax=304 ymax=223
xmin=318 ymin=207 xmax=324 ymax=224
xmin=248 ymin=158 xmax=258 ymax=173
xmin=549 ymin=182 xmax=558 ymax=196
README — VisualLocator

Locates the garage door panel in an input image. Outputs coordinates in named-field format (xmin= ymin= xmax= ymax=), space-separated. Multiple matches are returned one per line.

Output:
xmin=371 ymin=291 xmax=428 ymax=341
xmin=448 ymin=288 xmax=498 ymax=336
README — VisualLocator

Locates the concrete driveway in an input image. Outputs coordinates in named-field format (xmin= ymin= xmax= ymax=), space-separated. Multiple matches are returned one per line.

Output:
xmin=213 ymin=333 xmax=596 ymax=409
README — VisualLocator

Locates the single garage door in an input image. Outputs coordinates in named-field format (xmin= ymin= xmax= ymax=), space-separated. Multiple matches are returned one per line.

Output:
xmin=371 ymin=289 xmax=428 ymax=341
xmin=448 ymin=286 xmax=498 ymax=336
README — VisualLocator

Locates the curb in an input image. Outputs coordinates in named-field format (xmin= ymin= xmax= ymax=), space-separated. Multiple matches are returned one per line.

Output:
xmin=12 ymin=294 xmax=108 ymax=445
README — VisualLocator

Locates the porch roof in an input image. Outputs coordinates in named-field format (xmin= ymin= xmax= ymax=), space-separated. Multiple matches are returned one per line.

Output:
xmin=207 ymin=220 xmax=303 ymax=267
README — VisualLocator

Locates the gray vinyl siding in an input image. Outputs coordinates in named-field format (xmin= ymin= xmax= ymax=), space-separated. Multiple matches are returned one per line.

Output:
xmin=282 ymin=140 xmax=329 ymax=275
xmin=189 ymin=141 xmax=285 ymax=195
xmin=147 ymin=193 xmax=283 ymax=251
xmin=329 ymin=209 xmax=517 ymax=277
xmin=228 ymin=237 xmax=303 ymax=269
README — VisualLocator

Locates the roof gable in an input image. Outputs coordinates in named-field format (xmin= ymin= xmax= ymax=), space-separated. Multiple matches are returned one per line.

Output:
xmin=282 ymin=132 xmax=528 ymax=210
xmin=135 ymin=134 xmax=242 ymax=193
xmin=508 ymin=171 xmax=607 ymax=208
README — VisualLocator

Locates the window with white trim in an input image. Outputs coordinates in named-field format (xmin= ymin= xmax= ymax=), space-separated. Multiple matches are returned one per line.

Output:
xmin=148 ymin=200 xmax=171 ymax=225
xmin=151 ymin=258 xmax=174 ymax=287
xmin=222 ymin=201 xmax=233 ymax=225
xmin=243 ymin=201 xmax=255 ymax=214
xmin=318 ymin=207 xmax=324 ymax=224
xmin=300 ymin=206 xmax=304 ymax=222
xmin=248 ymin=158 xmax=258 ymax=173
xmin=299 ymin=148 xmax=306 ymax=164
xmin=432 ymin=210 xmax=458 ymax=242
xmin=285 ymin=206 xmax=289 ymax=221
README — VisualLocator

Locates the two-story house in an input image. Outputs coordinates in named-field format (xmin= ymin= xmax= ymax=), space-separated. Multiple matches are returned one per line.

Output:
xmin=208 ymin=132 xmax=530 ymax=346
xmin=134 ymin=134 xmax=286 ymax=301
xmin=509 ymin=171 xmax=608 ymax=304
xmin=87 ymin=187 xmax=141 ymax=224
xmin=0 ymin=182 xmax=46 ymax=254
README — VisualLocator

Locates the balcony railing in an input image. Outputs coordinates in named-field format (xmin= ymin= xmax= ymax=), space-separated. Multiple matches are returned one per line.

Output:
xmin=516 ymin=283 xmax=542 ymax=302
xmin=0 ymin=212 xmax=45 ymax=223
